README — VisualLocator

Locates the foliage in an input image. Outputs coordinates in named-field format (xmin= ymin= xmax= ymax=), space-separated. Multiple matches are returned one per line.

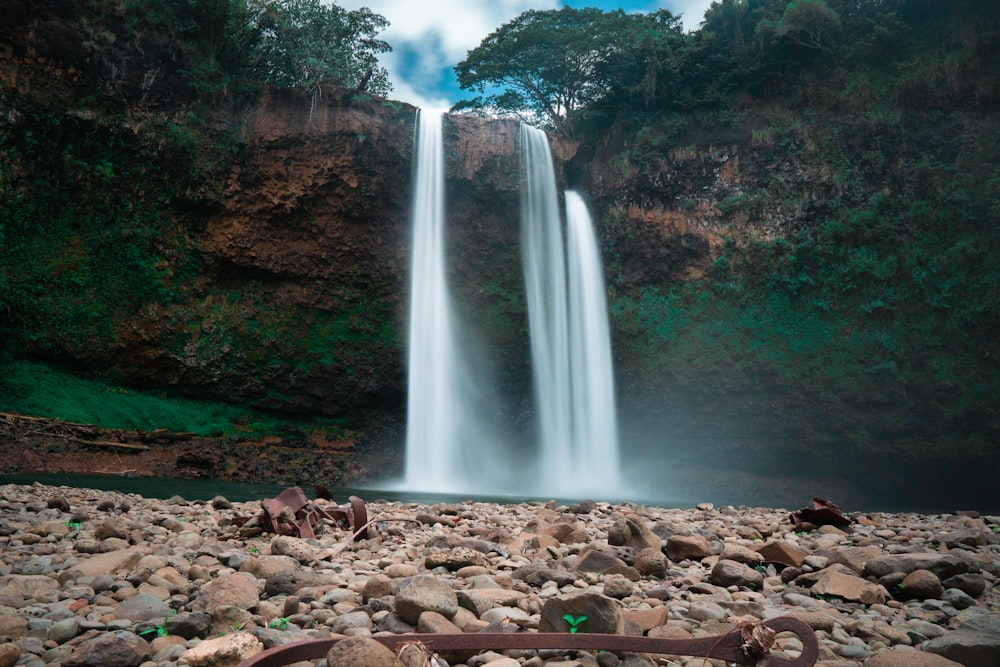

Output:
xmin=453 ymin=8 xmax=647 ymax=136
xmin=250 ymin=0 xmax=392 ymax=98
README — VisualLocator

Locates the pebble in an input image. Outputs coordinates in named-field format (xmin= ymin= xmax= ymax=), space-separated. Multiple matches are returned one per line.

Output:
xmin=0 ymin=483 xmax=997 ymax=667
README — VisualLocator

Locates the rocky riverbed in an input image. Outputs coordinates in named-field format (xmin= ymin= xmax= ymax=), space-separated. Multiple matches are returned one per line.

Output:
xmin=0 ymin=483 xmax=998 ymax=667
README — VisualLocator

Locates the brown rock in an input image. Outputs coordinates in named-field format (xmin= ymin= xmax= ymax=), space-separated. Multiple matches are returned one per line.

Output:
xmin=635 ymin=547 xmax=668 ymax=579
xmin=811 ymin=569 xmax=886 ymax=605
xmin=573 ymin=546 xmax=641 ymax=581
xmin=720 ymin=543 xmax=765 ymax=566
xmin=625 ymin=607 xmax=670 ymax=632
xmin=753 ymin=541 xmax=808 ymax=568
xmin=538 ymin=591 xmax=624 ymax=635
xmin=665 ymin=534 xmax=711 ymax=562
xmin=190 ymin=572 xmax=259 ymax=613
xmin=0 ymin=643 xmax=21 ymax=667
xmin=325 ymin=637 xmax=404 ymax=667
xmin=866 ymin=646 xmax=965 ymax=666
xmin=424 ymin=547 xmax=487 ymax=571
xmin=394 ymin=575 xmax=459 ymax=624
xmin=898 ymin=569 xmax=944 ymax=601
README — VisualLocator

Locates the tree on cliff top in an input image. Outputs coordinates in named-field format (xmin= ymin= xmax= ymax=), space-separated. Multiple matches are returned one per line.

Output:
xmin=452 ymin=8 xmax=638 ymax=137
xmin=251 ymin=0 xmax=392 ymax=98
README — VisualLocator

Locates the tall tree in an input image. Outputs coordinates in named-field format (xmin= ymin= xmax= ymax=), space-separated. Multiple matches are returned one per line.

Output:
xmin=251 ymin=0 xmax=392 ymax=99
xmin=452 ymin=7 xmax=634 ymax=136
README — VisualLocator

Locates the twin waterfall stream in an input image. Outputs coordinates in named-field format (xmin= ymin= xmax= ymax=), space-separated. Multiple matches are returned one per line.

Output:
xmin=404 ymin=112 xmax=621 ymax=499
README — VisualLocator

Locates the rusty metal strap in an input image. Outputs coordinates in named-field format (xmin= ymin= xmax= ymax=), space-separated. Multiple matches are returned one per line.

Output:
xmin=240 ymin=616 xmax=818 ymax=667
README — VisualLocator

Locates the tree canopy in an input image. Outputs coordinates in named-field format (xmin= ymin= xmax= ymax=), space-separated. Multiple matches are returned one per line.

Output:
xmin=452 ymin=8 xmax=640 ymax=136
xmin=250 ymin=0 xmax=392 ymax=97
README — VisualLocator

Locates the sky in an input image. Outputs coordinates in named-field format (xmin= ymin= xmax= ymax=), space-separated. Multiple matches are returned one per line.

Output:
xmin=335 ymin=0 xmax=716 ymax=110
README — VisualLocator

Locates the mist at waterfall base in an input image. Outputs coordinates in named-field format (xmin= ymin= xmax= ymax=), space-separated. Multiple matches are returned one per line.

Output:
xmin=395 ymin=113 xmax=625 ymax=502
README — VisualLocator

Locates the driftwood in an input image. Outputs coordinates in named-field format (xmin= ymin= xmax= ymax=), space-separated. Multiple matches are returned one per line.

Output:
xmin=67 ymin=437 xmax=150 ymax=451
xmin=1 ymin=411 xmax=193 ymax=450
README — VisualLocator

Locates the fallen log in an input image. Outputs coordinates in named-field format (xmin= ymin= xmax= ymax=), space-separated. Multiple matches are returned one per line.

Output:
xmin=67 ymin=437 xmax=150 ymax=451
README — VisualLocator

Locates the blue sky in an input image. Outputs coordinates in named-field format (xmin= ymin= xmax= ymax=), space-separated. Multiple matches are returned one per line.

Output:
xmin=336 ymin=0 xmax=716 ymax=110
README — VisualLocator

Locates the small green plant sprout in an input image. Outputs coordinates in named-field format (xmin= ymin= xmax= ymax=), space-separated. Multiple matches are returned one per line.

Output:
xmin=248 ymin=544 xmax=260 ymax=554
xmin=563 ymin=614 xmax=588 ymax=633
xmin=991 ymin=525 xmax=999 ymax=533
xmin=139 ymin=611 xmax=174 ymax=638
xmin=268 ymin=617 xmax=289 ymax=630
xmin=64 ymin=521 xmax=82 ymax=531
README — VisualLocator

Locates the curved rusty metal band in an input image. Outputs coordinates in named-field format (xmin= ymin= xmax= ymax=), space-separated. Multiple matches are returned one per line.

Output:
xmin=240 ymin=616 xmax=818 ymax=667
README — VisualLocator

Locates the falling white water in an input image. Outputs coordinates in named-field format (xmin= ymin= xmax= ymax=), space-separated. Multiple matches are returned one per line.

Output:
xmin=519 ymin=125 xmax=621 ymax=495
xmin=404 ymin=111 xmax=461 ymax=489
xmin=519 ymin=125 xmax=574 ymax=489
xmin=566 ymin=191 xmax=621 ymax=490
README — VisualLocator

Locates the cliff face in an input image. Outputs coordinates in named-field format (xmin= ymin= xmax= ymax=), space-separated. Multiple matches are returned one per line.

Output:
xmin=3 ymin=7 xmax=997 ymax=509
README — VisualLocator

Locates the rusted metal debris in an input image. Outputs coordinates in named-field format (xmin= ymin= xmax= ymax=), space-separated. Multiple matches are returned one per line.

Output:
xmin=235 ymin=486 xmax=368 ymax=541
xmin=790 ymin=497 xmax=852 ymax=530
xmin=239 ymin=616 xmax=819 ymax=667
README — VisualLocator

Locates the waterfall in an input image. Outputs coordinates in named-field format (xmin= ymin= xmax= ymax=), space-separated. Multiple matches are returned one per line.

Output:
xmin=519 ymin=125 xmax=574 ymax=487
xmin=404 ymin=110 xmax=461 ymax=490
xmin=566 ymin=191 xmax=621 ymax=491
xmin=519 ymin=125 xmax=621 ymax=495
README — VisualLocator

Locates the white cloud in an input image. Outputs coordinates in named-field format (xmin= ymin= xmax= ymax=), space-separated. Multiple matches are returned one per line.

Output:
xmin=657 ymin=0 xmax=714 ymax=32
xmin=337 ymin=0 xmax=558 ymax=108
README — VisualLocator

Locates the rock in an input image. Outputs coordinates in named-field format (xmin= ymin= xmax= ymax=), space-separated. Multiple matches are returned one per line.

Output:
xmin=211 ymin=496 xmax=231 ymax=509
xmin=263 ymin=569 xmax=336 ymax=596
xmin=867 ymin=646 xmax=965 ymax=666
xmin=73 ymin=548 xmax=146 ymax=578
xmin=94 ymin=519 xmax=130 ymax=540
xmin=898 ymin=569 xmax=943 ymax=600
xmin=665 ymin=534 xmax=711 ymax=561
xmin=239 ymin=555 xmax=299 ymax=579
xmin=753 ymin=541 xmax=809 ymax=568
xmin=610 ymin=515 xmax=662 ymax=552
xmin=941 ymin=573 xmax=986 ymax=598
xmin=64 ymin=630 xmax=152 ymax=667
xmin=424 ymin=547 xmax=487 ymax=571
xmin=602 ymin=573 xmax=637 ymax=599
xmin=634 ymin=547 xmax=667 ymax=578
xmin=0 ymin=643 xmax=20 ymax=667
xmin=48 ymin=617 xmax=81 ymax=643
xmin=720 ymin=543 xmax=764 ymax=566
xmin=0 ymin=614 xmax=28 ymax=638
xmin=942 ymin=587 xmax=975 ymax=610
xmin=325 ymin=637 xmax=405 ymax=667
xmin=269 ymin=536 xmax=316 ymax=564
xmin=541 ymin=521 xmax=589 ymax=544
xmin=328 ymin=611 xmax=373 ymax=634
xmin=0 ymin=574 xmax=60 ymax=601
xmin=573 ymin=546 xmax=640 ymax=580
xmin=362 ymin=573 xmax=396 ymax=601
xmin=47 ymin=495 xmax=72 ymax=512
xmin=709 ymin=559 xmax=764 ymax=590
xmin=394 ymin=575 xmax=458 ymax=624
xmin=114 ymin=594 xmax=172 ymax=624
xmin=810 ymin=568 xmax=886 ymax=604
xmin=538 ymin=591 xmax=624 ymax=635
xmin=511 ymin=563 xmax=576 ymax=587
xmin=164 ymin=612 xmax=213 ymax=639
xmin=926 ymin=613 xmax=1000 ymax=667
xmin=416 ymin=610 xmax=463 ymax=633
xmin=864 ymin=554 xmax=969 ymax=580
xmin=177 ymin=632 xmax=263 ymax=667
xmin=191 ymin=572 xmax=259 ymax=613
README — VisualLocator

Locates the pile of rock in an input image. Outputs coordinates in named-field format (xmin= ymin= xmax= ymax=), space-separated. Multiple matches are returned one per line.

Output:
xmin=0 ymin=484 xmax=998 ymax=667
